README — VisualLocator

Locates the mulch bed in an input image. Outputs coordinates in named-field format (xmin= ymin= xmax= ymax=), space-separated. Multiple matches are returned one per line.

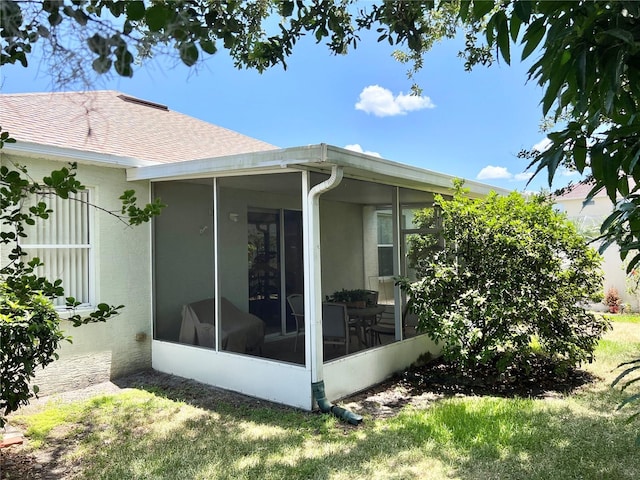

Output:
xmin=397 ymin=357 xmax=596 ymax=398
xmin=0 ymin=359 xmax=596 ymax=479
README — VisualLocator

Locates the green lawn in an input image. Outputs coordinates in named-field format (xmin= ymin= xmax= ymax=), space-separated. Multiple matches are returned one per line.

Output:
xmin=10 ymin=319 xmax=640 ymax=480
xmin=605 ymin=312 xmax=640 ymax=324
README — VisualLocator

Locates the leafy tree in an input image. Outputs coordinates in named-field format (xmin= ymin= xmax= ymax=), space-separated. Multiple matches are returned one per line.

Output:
xmin=398 ymin=181 xmax=610 ymax=375
xmin=0 ymin=129 xmax=164 ymax=426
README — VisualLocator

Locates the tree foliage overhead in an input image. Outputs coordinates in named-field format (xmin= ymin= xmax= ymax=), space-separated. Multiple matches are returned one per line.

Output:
xmin=2 ymin=1 xmax=639 ymax=269
xmin=399 ymin=182 xmax=609 ymax=375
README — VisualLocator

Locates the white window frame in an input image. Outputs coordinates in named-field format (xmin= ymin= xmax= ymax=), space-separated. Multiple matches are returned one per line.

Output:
xmin=376 ymin=210 xmax=394 ymax=278
xmin=19 ymin=188 xmax=95 ymax=310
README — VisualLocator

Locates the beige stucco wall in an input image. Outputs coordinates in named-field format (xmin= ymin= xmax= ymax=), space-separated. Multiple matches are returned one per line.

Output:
xmin=319 ymin=199 xmax=365 ymax=296
xmin=153 ymin=180 xmax=215 ymax=342
xmin=557 ymin=195 xmax=635 ymax=308
xmin=1 ymin=153 xmax=153 ymax=394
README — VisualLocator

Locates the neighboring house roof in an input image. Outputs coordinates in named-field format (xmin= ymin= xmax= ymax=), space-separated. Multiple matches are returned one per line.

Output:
xmin=554 ymin=181 xmax=605 ymax=201
xmin=555 ymin=179 xmax=637 ymax=202
xmin=0 ymin=90 xmax=277 ymax=164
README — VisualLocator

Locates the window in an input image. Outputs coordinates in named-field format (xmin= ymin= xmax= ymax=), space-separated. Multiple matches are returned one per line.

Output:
xmin=20 ymin=190 xmax=93 ymax=307
xmin=377 ymin=211 xmax=394 ymax=276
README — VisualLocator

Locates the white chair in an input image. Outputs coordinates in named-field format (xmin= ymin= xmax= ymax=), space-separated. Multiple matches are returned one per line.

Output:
xmin=286 ymin=294 xmax=305 ymax=352
xmin=322 ymin=302 xmax=350 ymax=355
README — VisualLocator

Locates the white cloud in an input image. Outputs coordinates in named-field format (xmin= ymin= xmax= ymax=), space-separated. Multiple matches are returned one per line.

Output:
xmin=355 ymin=85 xmax=435 ymax=117
xmin=477 ymin=165 xmax=513 ymax=180
xmin=532 ymin=137 xmax=552 ymax=153
xmin=559 ymin=167 xmax=580 ymax=177
xmin=514 ymin=172 xmax=534 ymax=181
xmin=477 ymin=166 xmax=537 ymax=182
xmin=344 ymin=144 xmax=382 ymax=158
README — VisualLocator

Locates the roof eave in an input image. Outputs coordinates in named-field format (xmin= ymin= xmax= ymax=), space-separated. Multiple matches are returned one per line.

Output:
xmin=127 ymin=143 xmax=509 ymax=197
xmin=1 ymin=140 xmax=160 ymax=168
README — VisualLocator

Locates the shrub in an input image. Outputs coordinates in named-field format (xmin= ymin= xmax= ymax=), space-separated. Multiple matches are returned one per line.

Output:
xmin=0 ymin=139 xmax=163 ymax=427
xmin=605 ymin=286 xmax=621 ymax=312
xmin=399 ymin=182 xmax=610 ymax=375
xmin=0 ymin=283 xmax=65 ymax=424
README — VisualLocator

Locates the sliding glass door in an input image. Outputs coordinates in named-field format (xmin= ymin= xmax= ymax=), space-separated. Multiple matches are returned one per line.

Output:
xmin=248 ymin=208 xmax=303 ymax=336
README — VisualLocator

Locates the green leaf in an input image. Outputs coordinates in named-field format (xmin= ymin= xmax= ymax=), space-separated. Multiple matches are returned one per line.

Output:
xmin=458 ymin=0 xmax=471 ymax=21
xmin=576 ymin=48 xmax=586 ymax=92
xmin=573 ymin=136 xmax=587 ymax=172
xmin=618 ymin=177 xmax=630 ymax=198
xmin=509 ymin=10 xmax=522 ymax=43
xmin=495 ymin=11 xmax=510 ymax=65
xmin=626 ymin=253 xmax=640 ymax=274
xmin=145 ymin=4 xmax=169 ymax=32
xmin=73 ymin=8 xmax=88 ymax=26
xmin=126 ymin=1 xmax=146 ymax=22
xmin=279 ymin=1 xmax=294 ymax=17
xmin=179 ymin=42 xmax=199 ymax=66
xmin=92 ymin=56 xmax=112 ymax=74
xmin=48 ymin=10 xmax=63 ymax=27
xmin=87 ymin=34 xmax=108 ymax=55
xmin=472 ymin=0 xmax=494 ymax=19
xmin=37 ymin=25 xmax=50 ymax=39
xmin=513 ymin=0 xmax=532 ymax=22
xmin=200 ymin=39 xmax=217 ymax=55
xmin=114 ymin=47 xmax=134 ymax=77
xmin=603 ymin=28 xmax=635 ymax=45
xmin=521 ymin=17 xmax=546 ymax=60
xmin=613 ymin=362 xmax=640 ymax=388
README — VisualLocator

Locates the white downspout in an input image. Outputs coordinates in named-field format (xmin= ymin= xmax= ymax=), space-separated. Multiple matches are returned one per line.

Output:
xmin=305 ymin=159 xmax=343 ymax=385
xmin=305 ymin=161 xmax=362 ymax=424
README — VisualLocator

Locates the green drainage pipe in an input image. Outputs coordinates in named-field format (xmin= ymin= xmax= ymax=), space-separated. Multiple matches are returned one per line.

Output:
xmin=312 ymin=381 xmax=363 ymax=425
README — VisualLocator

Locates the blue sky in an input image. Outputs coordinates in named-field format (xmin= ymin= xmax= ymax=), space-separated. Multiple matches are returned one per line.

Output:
xmin=0 ymin=25 xmax=580 ymax=193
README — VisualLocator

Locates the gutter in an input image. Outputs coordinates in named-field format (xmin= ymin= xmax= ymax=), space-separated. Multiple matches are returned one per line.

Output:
xmin=305 ymin=157 xmax=363 ymax=425
xmin=2 ymin=141 xmax=157 ymax=168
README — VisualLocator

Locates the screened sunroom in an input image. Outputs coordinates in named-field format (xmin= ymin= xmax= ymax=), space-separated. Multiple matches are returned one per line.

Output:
xmin=127 ymin=144 xmax=499 ymax=410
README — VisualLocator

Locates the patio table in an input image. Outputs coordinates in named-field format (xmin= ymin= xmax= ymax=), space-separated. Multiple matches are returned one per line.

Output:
xmin=346 ymin=305 xmax=386 ymax=347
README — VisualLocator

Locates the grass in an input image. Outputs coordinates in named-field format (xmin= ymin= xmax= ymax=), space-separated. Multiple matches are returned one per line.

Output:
xmin=604 ymin=312 xmax=640 ymax=324
xmin=9 ymin=319 xmax=640 ymax=480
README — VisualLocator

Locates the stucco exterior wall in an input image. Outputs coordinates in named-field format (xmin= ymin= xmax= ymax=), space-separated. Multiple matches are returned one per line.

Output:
xmin=153 ymin=181 xmax=215 ymax=342
xmin=557 ymin=195 xmax=635 ymax=308
xmin=1 ymin=154 xmax=153 ymax=394
xmin=319 ymin=199 xmax=365 ymax=296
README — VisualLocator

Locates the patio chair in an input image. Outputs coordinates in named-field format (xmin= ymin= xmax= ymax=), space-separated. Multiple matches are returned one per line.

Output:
xmin=351 ymin=289 xmax=381 ymax=346
xmin=322 ymin=302 xmax=350 ymax=355
xmin=286 ymin=294 xmax=305 ymax=352
xmin=363 ymin=289 xmax=379 ymax=306
xmin=370 ymin=302 xmax=417 ymax=346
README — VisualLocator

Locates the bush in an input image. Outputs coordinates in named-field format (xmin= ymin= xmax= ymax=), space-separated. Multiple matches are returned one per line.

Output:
xmin=0 ymin=142 xmax=163 ymax=427
xmin=399 ymin=183 xmax=610 ymax=375
xmin=0 ymin=283 xmax=65 ymax=426
xmin=605 ymin=286 xmax=621 ymax=312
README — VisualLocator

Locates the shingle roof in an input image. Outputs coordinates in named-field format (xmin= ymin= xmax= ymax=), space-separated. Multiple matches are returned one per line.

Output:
xmin=554 ymin=179 xmax=637 ymax=201
xmin=0 ymin=91 xmax=277 ymax=163
xmin=554 ymin=181 xmax=603 ymax=200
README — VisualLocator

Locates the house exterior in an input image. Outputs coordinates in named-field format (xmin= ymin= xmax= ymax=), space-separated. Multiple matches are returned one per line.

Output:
xmin=1 ymin=90 xmax=506 ymax=409
xmin=555 ymin=182 xmax=635 ymax=309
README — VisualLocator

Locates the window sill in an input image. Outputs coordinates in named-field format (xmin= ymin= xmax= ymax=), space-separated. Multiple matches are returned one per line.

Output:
xmin=56 ymin=307 xmax=95 ymax=320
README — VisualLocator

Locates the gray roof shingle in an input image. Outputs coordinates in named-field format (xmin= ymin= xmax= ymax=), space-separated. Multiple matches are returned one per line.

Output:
xmin=0 ymin=90 xmax=277 ymax=163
